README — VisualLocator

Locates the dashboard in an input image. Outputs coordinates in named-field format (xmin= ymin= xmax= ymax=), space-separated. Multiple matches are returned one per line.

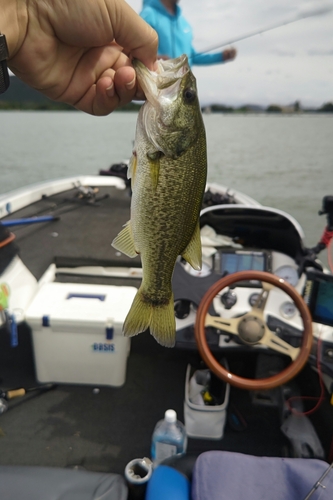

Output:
xmin=174 ymin=246 xmax=333 ymax=378
xmin=185 ymin=247 xmax=300 ymax=289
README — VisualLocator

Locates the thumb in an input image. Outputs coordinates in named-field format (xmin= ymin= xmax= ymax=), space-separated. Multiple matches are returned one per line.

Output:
xmin=110 ymin=0 xmax=158 ymax=69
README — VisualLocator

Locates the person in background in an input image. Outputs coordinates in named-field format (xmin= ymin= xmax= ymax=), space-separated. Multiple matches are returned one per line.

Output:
xmin=0 ymin=0 xmax=158 ymax=115
xmin=140 ymin=0 xmax=237 ymax=66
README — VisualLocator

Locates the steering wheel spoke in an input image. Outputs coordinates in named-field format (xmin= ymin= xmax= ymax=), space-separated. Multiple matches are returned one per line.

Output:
xmin=250 ymin=282 xmax=274 ymax=317
xmin=195 ymin=271 xmax=313 ymax=390
xmin=205 ymin=313 xmax=240 ymax=335
xmin=261 ymin=327 xmax=300 ymax=361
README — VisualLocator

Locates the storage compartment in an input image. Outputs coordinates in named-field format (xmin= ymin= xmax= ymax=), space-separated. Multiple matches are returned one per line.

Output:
xmin=25 ymin=282 xmax=137 ymax=387
xmin=184 ymin=364 xmax=230 ymax=439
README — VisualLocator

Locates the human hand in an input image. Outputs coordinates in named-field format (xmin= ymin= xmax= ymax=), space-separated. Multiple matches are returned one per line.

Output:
xmin=222 ymin=47 xmax=237 ymax=62
xmin=2 ymin=0 xmax=158 ymax=115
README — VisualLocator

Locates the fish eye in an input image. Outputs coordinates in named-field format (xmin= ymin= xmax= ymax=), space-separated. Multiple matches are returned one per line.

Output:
xmin=183 ymin=88 xmax=196 ymax=104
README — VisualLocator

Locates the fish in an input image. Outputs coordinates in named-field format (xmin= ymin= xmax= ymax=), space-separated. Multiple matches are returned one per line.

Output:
xmin=112 ymin=54 xmax=207 ymax=347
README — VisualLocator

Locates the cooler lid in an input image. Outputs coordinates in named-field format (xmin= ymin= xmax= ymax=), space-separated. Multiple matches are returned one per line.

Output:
xmin=25 ymin=282 xmax=137 ymax=328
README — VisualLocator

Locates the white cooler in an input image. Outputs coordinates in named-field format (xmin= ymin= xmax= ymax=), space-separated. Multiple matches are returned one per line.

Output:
xmin=25 ymin=282 xmax=137 ymax=387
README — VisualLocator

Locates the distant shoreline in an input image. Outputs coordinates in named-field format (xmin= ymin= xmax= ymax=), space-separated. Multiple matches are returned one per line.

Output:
xmin=0 ymin=102 xmax=332 ymax=113
xmin=1 ymin=76 xmax=332 ymax=113
xmin=0 ymin=102 xmax=141 ymax=112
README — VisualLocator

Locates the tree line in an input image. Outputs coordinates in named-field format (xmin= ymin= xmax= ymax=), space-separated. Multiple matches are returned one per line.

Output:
xmin=0 ymin=100 xmax=332 ymax=113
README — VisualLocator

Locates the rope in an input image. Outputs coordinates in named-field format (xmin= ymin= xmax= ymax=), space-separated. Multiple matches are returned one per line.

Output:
xmin=286 ymin=332 xmax=326 ymax=416
xmin=0 ymin=232 xmax=15 ymax=249
xmin=328 ymin=238 xmax=333 ymax=274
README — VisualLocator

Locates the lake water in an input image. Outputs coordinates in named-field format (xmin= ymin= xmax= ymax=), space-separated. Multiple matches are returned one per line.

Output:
xmin=0 ymin=111 xmax=332 ymax=254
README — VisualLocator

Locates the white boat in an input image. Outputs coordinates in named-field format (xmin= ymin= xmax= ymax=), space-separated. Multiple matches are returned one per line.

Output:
xmin=0 ymin=168 xmax=333 ymax=499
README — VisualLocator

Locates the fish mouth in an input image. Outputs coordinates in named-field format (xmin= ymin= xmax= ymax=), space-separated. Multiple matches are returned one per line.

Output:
xmin=133 ymin=55 xmax=189 ymax=105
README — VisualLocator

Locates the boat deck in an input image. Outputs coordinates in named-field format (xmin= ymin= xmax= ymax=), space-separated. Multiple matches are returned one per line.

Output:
xmin=0 ymin=327 xmax=290 ymax=474
xmin=3 ymin=184 xmax=139 ymax=280
xmin=0 ymin=180 xmax=330 ymax=475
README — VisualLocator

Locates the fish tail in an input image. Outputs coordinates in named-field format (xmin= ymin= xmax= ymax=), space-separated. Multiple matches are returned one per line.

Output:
xmin=150 ymin=295 xmax=176 ymax=348
xmin=123 ymin=288 xmax=176 ymax=348
xmin=123 ymin=289 xmax=152 ymax=338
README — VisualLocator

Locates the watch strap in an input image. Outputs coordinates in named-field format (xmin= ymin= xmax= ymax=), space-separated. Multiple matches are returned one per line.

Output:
xmin=0 ymin=34 xmax=10 ymax=94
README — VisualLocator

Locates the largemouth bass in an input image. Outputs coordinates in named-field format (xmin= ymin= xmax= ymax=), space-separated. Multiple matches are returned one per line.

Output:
xmin=112 ymin=54 xmax=207 ymax=347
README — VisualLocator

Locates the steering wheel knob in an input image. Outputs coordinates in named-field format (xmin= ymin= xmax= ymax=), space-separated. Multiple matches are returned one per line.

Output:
xmin=238 ymin=315 xmax=265 ymax=344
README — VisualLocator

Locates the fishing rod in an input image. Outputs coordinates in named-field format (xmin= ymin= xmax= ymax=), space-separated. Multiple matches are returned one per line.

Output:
xmin=198 ymin=3 xmax=333 ymax=54
xmin=303 ymin=461 xmax=333 ymax=499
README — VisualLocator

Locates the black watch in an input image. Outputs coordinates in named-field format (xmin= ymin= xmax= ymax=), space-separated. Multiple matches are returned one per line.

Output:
xmin=0 ymin=34 xmax=10 ymax=94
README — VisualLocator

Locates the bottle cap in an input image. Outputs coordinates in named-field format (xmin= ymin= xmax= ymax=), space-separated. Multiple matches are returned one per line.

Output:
xmin=165 ymin=409 xmax=177 ymax=423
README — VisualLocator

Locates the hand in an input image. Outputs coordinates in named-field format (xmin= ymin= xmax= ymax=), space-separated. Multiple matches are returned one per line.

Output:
xmin=222 ymin=47 xmax=237 ymax=62
xmin=2 ymin=0 xmax=158 ymax=115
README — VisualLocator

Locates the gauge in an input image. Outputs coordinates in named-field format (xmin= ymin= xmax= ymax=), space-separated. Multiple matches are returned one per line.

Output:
xmin=185 ymin=261 xmax=212 ymax=278
xmin=174 ymin=300 xmax=191 ymax=319
xmin=220 ymin=290 xmax=237 ymax=309
xmin=249 ymin=293 xmax=261 ymax=307
xmin=280 ymin=301 xmax=297 ymax=319
xmin=274 ymin=265 xmax=299 ymax=287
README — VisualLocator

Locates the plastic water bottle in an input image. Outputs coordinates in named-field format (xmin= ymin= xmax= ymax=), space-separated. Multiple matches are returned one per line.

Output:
xmin=151 ymin=409 xmax=187 ymax=465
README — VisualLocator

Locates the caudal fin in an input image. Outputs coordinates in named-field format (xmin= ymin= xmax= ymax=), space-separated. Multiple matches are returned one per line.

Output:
xmin=123 ymin=289 xmax=176 ymax=348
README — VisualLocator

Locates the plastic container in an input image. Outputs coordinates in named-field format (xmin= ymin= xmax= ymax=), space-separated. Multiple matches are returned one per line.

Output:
xmin=151 ymin=410 xmax=187 ymax=465
xmin=184 ymin=364 xmax=230 ymax=439
xmin=25 ymin=282 xmax=137 ymax=387
xmin=124 ymin=457 xmax=153 ymax=500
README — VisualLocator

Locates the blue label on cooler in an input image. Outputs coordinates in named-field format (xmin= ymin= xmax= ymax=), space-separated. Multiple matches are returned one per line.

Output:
xmin=92 ymin=343 xmax=115 ymax=352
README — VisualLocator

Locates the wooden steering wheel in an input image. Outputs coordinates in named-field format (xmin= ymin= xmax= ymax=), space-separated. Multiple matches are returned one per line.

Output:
xmin=194 ymin=271 xmax=313 ymax=391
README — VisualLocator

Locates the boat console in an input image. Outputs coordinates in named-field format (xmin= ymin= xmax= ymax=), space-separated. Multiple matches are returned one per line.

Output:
xmin=174 ymin=204 xmax=333 ymax=383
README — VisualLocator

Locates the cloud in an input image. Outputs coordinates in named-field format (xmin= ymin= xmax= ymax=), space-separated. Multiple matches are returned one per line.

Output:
xmin=271 ymin=46 xmax=297 ymax=57
xmin=307 ymin=48 xmax=333 ymax=56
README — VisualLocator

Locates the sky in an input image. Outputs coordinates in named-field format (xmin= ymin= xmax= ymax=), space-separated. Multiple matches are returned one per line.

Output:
xmin=127 ymin=0 xmax=333 ymax=108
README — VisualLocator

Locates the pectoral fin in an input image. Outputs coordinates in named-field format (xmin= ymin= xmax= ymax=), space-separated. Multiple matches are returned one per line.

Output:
xmin=181 ymin=222 xmax=202 ymax=271
xmin=147 ymin=151 xmax=163 ymax=190
xmin=111 ymin=221 xmax=138 ymax=258
xmin=128 ymin=153 xmax=137 ymax=184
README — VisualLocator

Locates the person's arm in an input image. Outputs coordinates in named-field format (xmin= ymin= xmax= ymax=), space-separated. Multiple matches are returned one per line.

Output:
xmin=0 ymin=0 xmax=158 ymax=115
xmin=191 ymin=47 xmax=237 ymax=66
xmin=191 ymin=51 xmax=224 ymax=66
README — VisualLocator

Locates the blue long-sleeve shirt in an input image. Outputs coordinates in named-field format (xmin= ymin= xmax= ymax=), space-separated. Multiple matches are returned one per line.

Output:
xmin=140 ymin=0 xmax=224 ymax=66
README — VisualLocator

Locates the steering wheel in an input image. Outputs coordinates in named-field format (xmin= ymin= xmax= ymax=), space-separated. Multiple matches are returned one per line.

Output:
xmin=194 ymin=271 xmax=313 ymax=391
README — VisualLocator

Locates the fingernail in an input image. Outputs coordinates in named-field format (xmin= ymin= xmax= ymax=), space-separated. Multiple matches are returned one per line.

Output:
xmin=125 ymin=76 xmax=136 ymax=90
xmin=106 ymin=81 xmax=114 ymax=97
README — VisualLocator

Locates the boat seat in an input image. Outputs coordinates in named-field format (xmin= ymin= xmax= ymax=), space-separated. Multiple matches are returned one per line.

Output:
xmin=145 ymin=451 xmax=333 ymax=500
xmin=0 ymin=465 xmax=128 ymax=500
xmin=192 ymin=451 xmax=332 ymax=500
